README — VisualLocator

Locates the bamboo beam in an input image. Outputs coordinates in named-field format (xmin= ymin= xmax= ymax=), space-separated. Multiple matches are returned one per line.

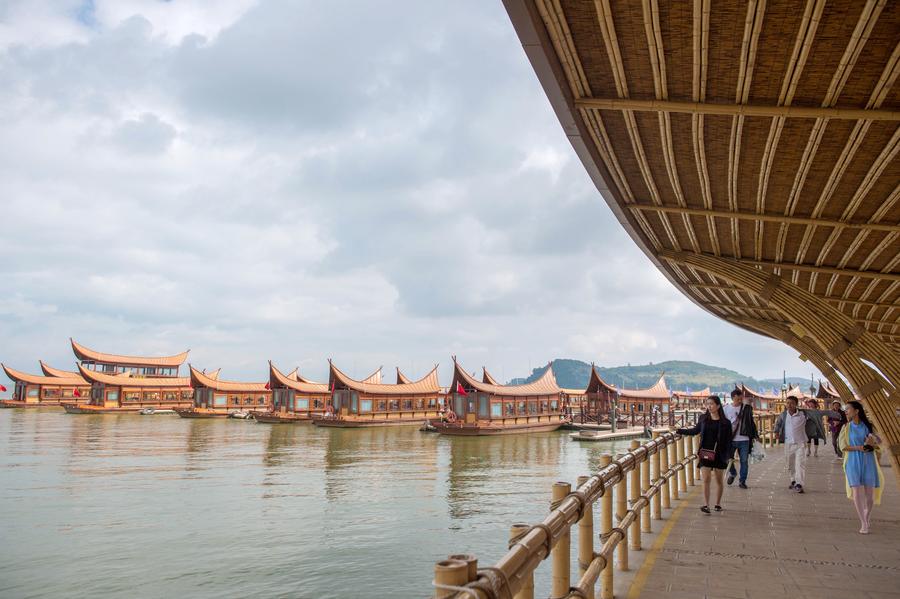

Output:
xmin=665 ymin=252 xmax=900 ymax=282
xmin=575 ymin=97 xmax=900 ymax=121
xmin=629 ymin=204 xmax=899 ymax=233
xmin=687 ymin=283 xmax=900 ymax=309
xmin=701 ymin=301 xmax=900 ymax=330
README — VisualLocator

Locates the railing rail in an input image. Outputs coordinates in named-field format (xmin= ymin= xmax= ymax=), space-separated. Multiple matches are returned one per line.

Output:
xmin=433 ymin=414 xmax=779 ymax=599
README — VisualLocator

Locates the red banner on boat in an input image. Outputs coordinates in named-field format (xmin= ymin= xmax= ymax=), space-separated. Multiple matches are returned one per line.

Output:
xmin=73 ymin=388 xmax=81 ymax=397
xmin=264 ymin=382 xmax=270 ymax=390
xmin=455 ymin=382 xmax=468 ymax=396
xmin=0 ymin=384 xmax=6 ymax=392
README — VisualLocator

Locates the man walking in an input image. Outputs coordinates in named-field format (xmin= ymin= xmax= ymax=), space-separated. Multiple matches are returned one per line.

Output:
xmin=774 ymin=391 xmax=841 ymax=494
xmin=724 ymin=387 xmax=756 ymax=489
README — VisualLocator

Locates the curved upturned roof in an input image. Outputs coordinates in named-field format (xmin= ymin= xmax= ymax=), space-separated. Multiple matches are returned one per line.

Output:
xmin=453 ymin=359 xmax=561 ymax=397
xmin=741 ymin=384 xmax=783 ymax=401
xmin=586 ymin=366 xmax=670 ymax=400
xmin=77 ymin=364 xmax=190 ymax=388
xmin=817 ymin=379 xmax=841 ymax=400
xmin=3 ymin=363 xmax=88 ymax=386
xmin=189 ymin=366 xmax=268 ymax=393
xmin=39 ymin=361 xmax=83 ymax=379
xmin=269 ymin=362 xmax=329 ymax=394
xmin=70 ymin=338 xmax=189 ymax=368
xmin=330 ymin=361 xmax=440 ymax=395
xmin=672 ymin=387 xmax=712 ymax=398
xmin=482 ymin=367 xmax=501 ymax=385
xmin=396 ymin=368 xmax=413 ymax=385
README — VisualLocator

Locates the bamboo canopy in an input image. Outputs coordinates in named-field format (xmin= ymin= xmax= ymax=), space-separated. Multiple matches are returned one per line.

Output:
xmin=503 ymin=0 xmax=900 ymax=477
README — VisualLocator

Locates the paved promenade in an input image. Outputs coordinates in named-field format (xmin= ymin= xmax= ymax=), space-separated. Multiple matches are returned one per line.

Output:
xmin=623 ymin=446 xmax=899 ymax=599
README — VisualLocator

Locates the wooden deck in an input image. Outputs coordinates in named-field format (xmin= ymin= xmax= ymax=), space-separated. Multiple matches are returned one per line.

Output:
xmin=618 ymin=447 xmax=899 ymax=599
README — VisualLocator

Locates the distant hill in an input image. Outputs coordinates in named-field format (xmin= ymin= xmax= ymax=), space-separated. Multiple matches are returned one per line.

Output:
xmin=510 ymin=358 xmax=814 ymax=394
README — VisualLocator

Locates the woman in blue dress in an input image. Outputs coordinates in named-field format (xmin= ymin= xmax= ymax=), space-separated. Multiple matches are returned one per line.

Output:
xmin=838 ymin=401 xmax=884 ymax=534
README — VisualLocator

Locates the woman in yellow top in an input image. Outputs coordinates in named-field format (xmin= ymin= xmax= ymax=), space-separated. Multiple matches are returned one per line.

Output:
xmin=838 ymin=401 xmax=884 ymax=534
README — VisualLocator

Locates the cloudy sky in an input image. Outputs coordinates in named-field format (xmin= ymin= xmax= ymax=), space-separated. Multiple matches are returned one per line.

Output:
xmin=0 ymin=0 xmax=819 ymax=385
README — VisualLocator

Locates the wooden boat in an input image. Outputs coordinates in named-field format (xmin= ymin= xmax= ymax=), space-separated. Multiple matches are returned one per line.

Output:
xmin=257 ymin=362 xmax=332 ymax=424
xmin=430 ymin=359 xmax=567 ymax=436
xmin=69 ymin=365 xmax=193 ymax=414
xmin=139 ymin=407 xmax=176 ymax=415
xmin=1 ymin=363 xmax=91 ymax=408
xmin=229 ymin=410 xmax=253 ymax=419
xmin=183 ymin=366 xmax=271 ymax=418
xmin=310 ymin=362 xmax=443 ymax=428
xmin=62 ymin=402 xmax=143 ymax=414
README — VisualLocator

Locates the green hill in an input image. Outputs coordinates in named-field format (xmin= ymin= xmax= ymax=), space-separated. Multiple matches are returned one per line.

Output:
xmin=510 ymin=358 xmax=814 ymax=394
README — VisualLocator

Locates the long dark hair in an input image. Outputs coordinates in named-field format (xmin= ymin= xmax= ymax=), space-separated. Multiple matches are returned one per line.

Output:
xmin=705 ymin=395 xmax=722 ymax=415
xmin=847 ymin=400 xmax=875 ymax=434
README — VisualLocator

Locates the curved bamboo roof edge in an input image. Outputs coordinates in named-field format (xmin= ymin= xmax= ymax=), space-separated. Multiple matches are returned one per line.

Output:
xmin=38 ymin=360 xmax=81 ymax=379
xmin=329 ymin=360 xmax=441 ymax=395
xmin=70 ymin=338 xmax=189 ymax=368
xmin=2 ymin=363 xmax=88 ymax=386
xmin=268 ymin=361 xmax=329 ymax=394
xmin=672 ymin=387 xmax=712 ymax=398
xmin=77 ymin=363 xmax=189 ymax=387
xmin=482 ymin=367 xmax=501 ymax=385
xmin=396 ymin=367 xmax=413 ymax=385
xmin=452 ymin=358 xmax=561 ymax=396
xmin=188 ymin=365 xmax=267 ymax=393
xmin=587 ymin=366 xmax=670 ymax=400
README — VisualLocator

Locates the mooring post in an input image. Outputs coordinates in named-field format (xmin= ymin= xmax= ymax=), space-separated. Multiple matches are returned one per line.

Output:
xmin=509 ymin=524 xmax=534 ymax=599
xmin=551 ymin=481 xmax=571 ymax=598
xmin=599 ymin=454 xmax=613 ymax=599
xmin=576 ymin=475 xmax=595 ymax=599
xmin=629 ymin=440 xmax=642 ymax=550
xmin=434 ymin=559 xmax=468 ymax=599
xmin=615 ymin=454 xmax=628 ymax=571
xmin=650 ymin=432 xmax=662 ymax=519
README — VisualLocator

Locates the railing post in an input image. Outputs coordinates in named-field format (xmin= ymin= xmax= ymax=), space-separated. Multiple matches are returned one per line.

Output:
xmin=599 ymin=454 xmax=613 ymax=599
xmin=434 ymin=559 xmax=468 ymax=599
xmin=509 ymin=524 xmax=534 ymax=599
xmin=629 ymin=440 xmax=642 ymax=550
xmin=448 ymin=554 xmax=478 ymax=585
xmin=650 ymin=432 xmax=662 ymax=519
xmin=685 ymin=434 xmax=695 ymax=486
xmin=692 ymin=435 xmax=700 ymax=479
xmin=659 ymin=435 xmax=671 ymax=509
xmin=668 ymin=435 xmax=679 ymax=501
xmin=551 ymin=481 xmax=571 ymax=599
xmin=677 ymin=435 xmax=687 ymax=493
xmin=615 ymin=454 xmax=628 ymax=571
xmin=640 ymin=441 xmax=652 ymax=531
xmin=577 ymin=475 xmax=595 ymax=599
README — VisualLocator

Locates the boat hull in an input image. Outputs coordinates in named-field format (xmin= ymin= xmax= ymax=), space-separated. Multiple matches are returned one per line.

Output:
xmin=174 ymin=408 xmax=232 ymax=419
xmin=312 ymin=416 xmax=428 ymax=428
xmin=432 ymin=421 xmax=564 ymax=436
xmin=1 ymin=399 xmax=89 ymax=409
xmin=62 ymin=403 xmax=143 ymax=414
xmin=252 ymin=411 xmax=312 ymax=424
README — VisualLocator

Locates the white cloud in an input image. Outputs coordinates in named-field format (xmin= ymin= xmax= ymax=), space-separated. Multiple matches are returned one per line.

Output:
xmin=0 ymin=0 xmax=819 ymax=384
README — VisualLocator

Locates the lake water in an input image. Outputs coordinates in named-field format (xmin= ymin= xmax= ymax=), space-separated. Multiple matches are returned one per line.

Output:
xmin=0 ymin=409 xmax=636 ymax=598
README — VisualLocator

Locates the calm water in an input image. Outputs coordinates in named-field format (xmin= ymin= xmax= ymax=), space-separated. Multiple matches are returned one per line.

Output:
xmin=0 ymin=410 xmax=635 ymax=598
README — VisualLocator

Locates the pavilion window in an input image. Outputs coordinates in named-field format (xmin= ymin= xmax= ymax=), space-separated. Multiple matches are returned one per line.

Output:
xmin=477 ymin=394 xmax=489 ymax=418
xmin=125 ymin=391 xmax=140 ymax=401
xmin=550 ymin=399 xmax=559 ymax=411
xmin=638 ymin=403 xmax=644 ymax=412
xmin=360 ymin=399 xmax=372 ymax=413
xmin=163 ymin=392 xmax=176 ymax=401
xmin=377 ymin=400 xmax=386 ymax=411
xmin=540 ymin=400 xmax=548 ymax=413
xmin=453 ymin=395 xmax=465 ymax=416
xmin=27 ymin=388 xmax=39 ymax=398
xmin=403 ymin=399 xmax=413 ymax=410
xmin=517 ymin=401 xmax=526 ymax=415
xmin=351 ymin=393 xmax=359 ymax=413
xmin=415 ymin=398 xmax=424 ymax=409
xmin=181 ymin=390 xmax=192 ymax=400
xmin=43 ymin=388 xmax=60 ymax=398
xmin=662 ymin=403 xmax=669 ymax=413
xmin=144 ymin=391 xmax=160 ymax=401
xmin=505 ymin=402 xmax=514 ymax=416
xmin=528 ymin=401 xmax=537 ymax=415
xmin=490 ymin=402 xmax=502 ymax=418
xmin=428 ymin=398 xmax=436 ymax=408
xmin=244 ymin=396 xmax=253 ymax=405
xmin=213 ymin=394 xmax=227 ymax=407
xmin=296 ymin=397 xmax=309 ymax=410
xmin=62 ymin=389 xmax=74 ymax=398
xmin=389 ymin=399 xmax=400 ymax=411
xmin=106 ymin=391 xmax=119 ymax=401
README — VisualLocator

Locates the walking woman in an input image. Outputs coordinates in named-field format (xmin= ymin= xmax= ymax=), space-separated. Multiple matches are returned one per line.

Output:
xmin=839 ymin=401 xmax=884 ymax=534
xmin=677 ymin=395 xmax=733 ymax=513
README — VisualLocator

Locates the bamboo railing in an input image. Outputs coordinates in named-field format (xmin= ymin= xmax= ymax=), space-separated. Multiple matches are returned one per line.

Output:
xmin=432 ymin=414 xmax=779 ymax=599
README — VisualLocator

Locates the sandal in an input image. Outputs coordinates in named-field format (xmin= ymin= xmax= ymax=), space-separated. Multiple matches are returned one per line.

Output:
xmin=714 ymin=505 xmax=723 ymax=512
xmin=700 ymin=505 xmax=711 ymax=514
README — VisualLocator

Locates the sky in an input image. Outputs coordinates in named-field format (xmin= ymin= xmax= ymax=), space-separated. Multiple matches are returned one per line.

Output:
xmin=0 ymin=0 xmax=821 ymax=386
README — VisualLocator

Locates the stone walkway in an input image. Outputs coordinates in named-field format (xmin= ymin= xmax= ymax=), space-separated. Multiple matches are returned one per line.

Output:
xmin=625 ymin=446 xmax=899 ymax=599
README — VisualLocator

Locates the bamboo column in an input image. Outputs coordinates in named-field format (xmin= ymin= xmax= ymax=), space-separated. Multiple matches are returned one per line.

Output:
xmin=629 ymin=440 xmax=642 ymax=550
xmin=686 ymin=434 xmax=695 ymax=486
xmin=677 ymin=435 xmax=687 ymax=493
xmin=650 ymin=432 xmax=662 ymax=519
xmin=666 ymin=436 xmax=678 ymax=502
xmin=615 ymin=454 xmax=628 ymax=571
xmin=447 ymin=554 xmax=477 ymax=584
xmin=640 ymin=446 xmax=652 ymax=531
xmin=434 ymin=559 xmax=468 ymax=599
xmin=599 ymin=454 xmax=613 ymax=599
xmin=510 ymin=524 xmax=534 ymax=599
xmin=692 ymin=436 xmax=700 ymax=479
xmin=551 ymin=481 xmax=571 ymax=598
xmin=576 ymin=475 xmax=595 ymax=599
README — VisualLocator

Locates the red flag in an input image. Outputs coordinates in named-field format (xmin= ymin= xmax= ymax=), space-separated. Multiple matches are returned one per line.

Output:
xmin=0 ymin=384 xmax=6 ymax=392
xmin=73 ymin=388 xmax=81 ymax=397
xmin=330 ymin=380 xmax=335 ymax=393
xmin=456 ymin=382 xmax=468 ymax=396
xmin=264 ymin=382 xmax=270 ymax=390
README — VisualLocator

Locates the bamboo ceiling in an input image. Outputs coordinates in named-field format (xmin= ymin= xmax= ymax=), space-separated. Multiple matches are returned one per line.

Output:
xmin=505 ymin=0 xmax=900 ymax=351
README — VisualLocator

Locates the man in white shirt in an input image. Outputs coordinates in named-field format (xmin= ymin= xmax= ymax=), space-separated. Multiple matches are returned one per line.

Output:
xmin=774 ymin=391 xmax=842 ymax=494
xmin=723 ymin=388 xmax=753 ymax=488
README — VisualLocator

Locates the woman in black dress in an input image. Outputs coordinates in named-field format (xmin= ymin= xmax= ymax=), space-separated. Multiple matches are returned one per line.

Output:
xmin=677 ymin=395 xmax=733 ymax=513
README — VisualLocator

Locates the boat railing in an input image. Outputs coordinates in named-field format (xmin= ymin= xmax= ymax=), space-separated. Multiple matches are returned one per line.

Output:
xmin=431 ymin=414 xmax=780 ymax=598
